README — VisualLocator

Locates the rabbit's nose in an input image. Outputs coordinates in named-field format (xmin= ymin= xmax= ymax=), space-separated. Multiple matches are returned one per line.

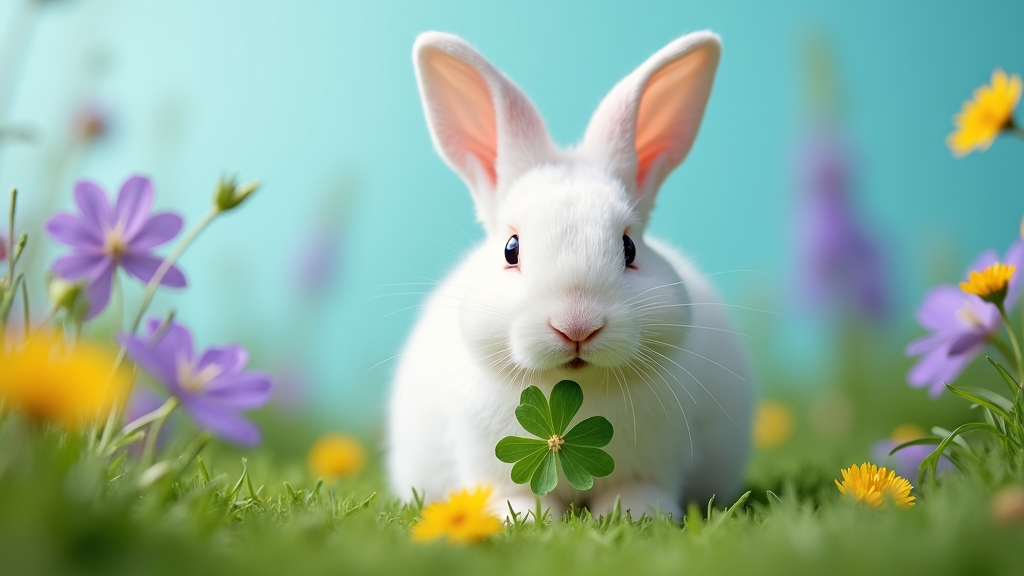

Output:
xmin=550 ymin=318 xmax=605 ymax=345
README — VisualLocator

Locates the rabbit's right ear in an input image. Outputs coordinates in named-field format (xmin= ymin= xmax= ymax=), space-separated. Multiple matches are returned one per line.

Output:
xmin=414 ymin=32 xmax=554 ymax=229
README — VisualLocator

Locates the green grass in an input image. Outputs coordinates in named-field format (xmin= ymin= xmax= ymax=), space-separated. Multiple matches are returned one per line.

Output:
xmin=2 ymin=410 xmax=1023 ymax=576
xmin=2 ymin=324 xmax=1023 ymax=576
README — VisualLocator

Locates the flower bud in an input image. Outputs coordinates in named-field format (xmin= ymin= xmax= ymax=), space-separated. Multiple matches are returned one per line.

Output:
xmin=48 ymin=276 xmax=89 ymax=323
xmin=214 ymin=175 xmax=261 ymax=212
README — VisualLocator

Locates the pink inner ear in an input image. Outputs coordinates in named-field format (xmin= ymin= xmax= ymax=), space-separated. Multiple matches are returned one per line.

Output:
xmin=423 ymin=50 xmax=498 ymax=186
xmin=634 ymin=49 xmax=715 ymax=188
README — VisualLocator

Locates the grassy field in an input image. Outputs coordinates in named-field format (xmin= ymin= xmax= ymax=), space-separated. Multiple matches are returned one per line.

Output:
xmin=3 ymin=329 xmax=1023 ymax=576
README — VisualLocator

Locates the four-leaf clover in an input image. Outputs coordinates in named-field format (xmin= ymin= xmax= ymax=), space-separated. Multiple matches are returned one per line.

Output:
xmin=494 ymin=380 xmax=614 ymax=495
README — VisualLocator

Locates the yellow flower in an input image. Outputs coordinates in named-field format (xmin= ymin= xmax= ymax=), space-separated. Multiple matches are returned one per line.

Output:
xmin=752 ymin=400 xmax=794 ymax=449
xmin=411 ymin=485 xmax=503 ymax=544
xmin=307 ymin=433 xmax=366 ymax=480
xmin=947 ymin=69 xmax=1021 ymax=157
xmin=960 ymin=262 xmax=1015 ymax=304
xmin=0 ymin=332 xmax=129 ymax=428
xmin=835 ymin=462 xmax=915 ymax=509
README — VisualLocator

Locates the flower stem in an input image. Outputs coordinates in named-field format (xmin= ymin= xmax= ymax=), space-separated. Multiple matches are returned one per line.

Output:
xmin=997 ymin=303 xmax=1024 ymax=387
xmin=96 ymin=206 xmax=221 ymax=455
xmin=6 ymin=188 xmax=14 ymax=285
xmin=140 ymin=396 xmax=178 ymax=467
xmin=991 ymin=335 xmax=1021 ymax=373
xmin=130 ymin=206 xmax=220 ymax=334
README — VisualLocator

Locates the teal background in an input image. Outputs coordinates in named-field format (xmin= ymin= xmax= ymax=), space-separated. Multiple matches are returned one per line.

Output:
xmin=1 ymin=0 xmax=1022 ymax=430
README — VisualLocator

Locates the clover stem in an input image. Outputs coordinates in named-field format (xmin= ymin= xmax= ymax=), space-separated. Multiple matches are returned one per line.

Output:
xmin=140 ymin=396 xmax=179 ymax=468
xmin=997 ymin=303 xmax=1024 ymax=387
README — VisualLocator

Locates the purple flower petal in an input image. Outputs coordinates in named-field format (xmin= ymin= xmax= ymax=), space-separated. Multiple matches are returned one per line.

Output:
xmin=198 ymin=345 xmax=249 ymax=380
xmin=204 ymin=372 xmax=273 ymax=409
xmin=74 ymin=180 xmax=112 ymax=229
xmin=184 ymin=400 xmax=262 ymax=447
xmin=115 ymin=175 xmax=154 ymax=239
xmin=120 ymin=333 xmax=179 ymax=388
xmin=121 ymin=253 xmax=187 ymax=288
xmin=128 ymin=212 xmax=183 ymax=250
xmin=52 ymin=253 xmax=108 ymax=281
xmin=84 ymin=263 xmax=115 ymax=320
xmin=914 ymin=286 xmax=969 ymax=332
xmin=45 ymin=213 xmax=102 ymax=247
xmin=908 ymin=344 xmax=972 ymax=398
xmin=948 ymin=332 xmax=988 ymax=356
xmin=152 ymin=322 xmax=195 ymax=365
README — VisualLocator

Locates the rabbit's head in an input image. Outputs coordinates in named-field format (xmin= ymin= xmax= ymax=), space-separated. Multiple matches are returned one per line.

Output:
xmin=414 ymin=31 xmax=720 ymax=379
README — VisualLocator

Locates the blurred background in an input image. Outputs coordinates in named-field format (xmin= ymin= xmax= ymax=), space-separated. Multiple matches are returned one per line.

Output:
xmin=1 ymin=0 xmax=1022 ymax=448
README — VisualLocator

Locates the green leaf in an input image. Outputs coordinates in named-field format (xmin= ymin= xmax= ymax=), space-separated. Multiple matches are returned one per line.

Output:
xmin=888 ymin=437 xmax=941 ymax=456
xmin=956 ymin=385 xmax=1015 ymax=413
xmin=510 ymin=445 xmax=550 ymax=485
xmin=530 ymin=451 xmax=558 ymax=495
xmin=549 ymin=380 xmax=584 ymax=436
xmin=986 ymin=356 xmax=1021 ymax=397
xmin=560 ymin=444 xmax=614 ymax=477
xmin=515 ymin=386 xmax=554 ymax=438
xmin=495 ymin=436 xmax=547 ymax=463
xmin=563 ymin=416 xmax=613 ymax=447
xmin=946 ymin=384 xmax=1013 ymax=421
xmin=558 ymin=450 xmax=593 ymax=491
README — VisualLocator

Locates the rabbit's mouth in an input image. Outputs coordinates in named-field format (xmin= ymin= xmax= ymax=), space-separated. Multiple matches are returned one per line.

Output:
xmin=565 ymin=357 xmax=588 ymax=370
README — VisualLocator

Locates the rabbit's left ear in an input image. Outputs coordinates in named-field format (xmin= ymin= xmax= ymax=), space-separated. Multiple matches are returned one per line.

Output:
xmin=580 ymin=32 xmax=721 ymax=218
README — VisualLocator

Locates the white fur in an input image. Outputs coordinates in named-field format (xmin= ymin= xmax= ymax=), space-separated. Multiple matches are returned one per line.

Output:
xmin=387 ymin=31 xmax=753 ymax=520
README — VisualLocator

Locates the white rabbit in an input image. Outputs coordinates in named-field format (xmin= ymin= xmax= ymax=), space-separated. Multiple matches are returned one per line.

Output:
xmin=387 ymin=30 xmax=753 ymax=520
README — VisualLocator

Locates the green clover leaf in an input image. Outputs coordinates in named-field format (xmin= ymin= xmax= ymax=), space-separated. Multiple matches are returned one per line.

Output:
xmin=494 ymin=380 xmax=614 ymax=495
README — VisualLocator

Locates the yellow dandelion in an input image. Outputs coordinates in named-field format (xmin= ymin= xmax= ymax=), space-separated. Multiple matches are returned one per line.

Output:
xmin=411 ymin=485 xmax=503 ymax=544
xmin=836 ymin=462 xmax=915 ymax=509
xmin=307 ymin=433 xmax=366 ymax=480
xmin=947 ymin=69 xmax=1021 ymax=157
xmin=752 ymin=400 xmax=794 ymax=449
xmin=0 ymin=332 xmax=129 ymax=428
xmin=960 ymin=262 xmax=1015 ymax=304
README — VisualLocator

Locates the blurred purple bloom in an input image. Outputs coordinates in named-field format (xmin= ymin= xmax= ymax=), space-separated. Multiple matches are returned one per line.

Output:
xmin=871 ymin=438 xmax=953 ymax=482
xmin=906 ymin=240 xmax=1024 ymax=396
xmin=0 ymin=231 xmax=7 ymax=262
xmin=120 ymin=319 xmax=273 ymax=447
xmin=296 ymin=225 xmax=342 ymax=297
xmin=45 ymin=175 xmax=186 ymax=319
xmin=797 ymin=125 xmax=887 ymax=318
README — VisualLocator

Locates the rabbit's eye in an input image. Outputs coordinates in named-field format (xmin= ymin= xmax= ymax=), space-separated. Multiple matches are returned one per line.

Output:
xmin=623 ymin=234 xmax=636 ymax=267
xmin=505 ymin=235 xmax=520 ymax=266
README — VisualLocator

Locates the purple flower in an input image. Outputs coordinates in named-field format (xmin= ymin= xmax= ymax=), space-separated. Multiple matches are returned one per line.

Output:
xmin=796 ymin=125 xmax=888 ymax=319
xmin=906 ymin=240 xmax=1024 ymax=396
xmin=120 ymin=319 xmax=273 ymax=447
xmin=0 ymin=231 xmax=7 ymax=262
xmin=45 ymin=175 xmax=186 ymax=319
